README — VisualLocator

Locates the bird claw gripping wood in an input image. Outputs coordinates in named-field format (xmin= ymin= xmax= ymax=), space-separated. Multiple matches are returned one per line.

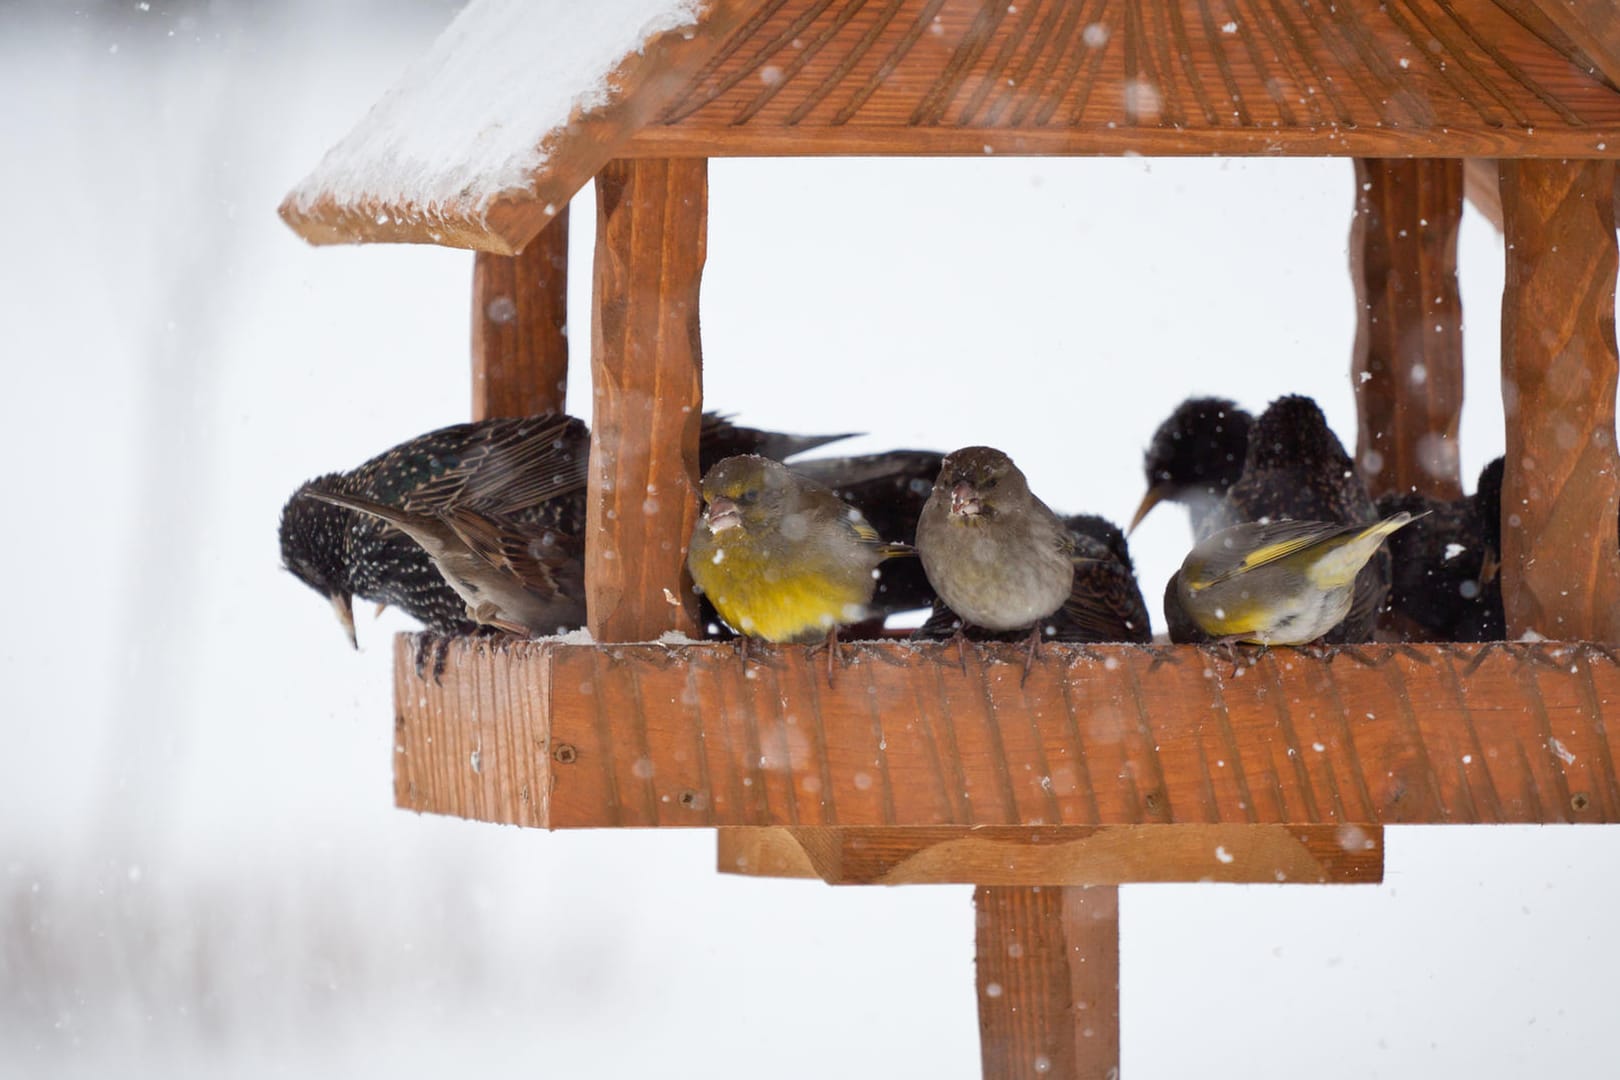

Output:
xmin=1020 ymin=624 xmax=1043 ymax=687
xmin=805 ymin=627 xmax=843 ymax=688
xmin=413 ymin=632 xmax=453 ymax=685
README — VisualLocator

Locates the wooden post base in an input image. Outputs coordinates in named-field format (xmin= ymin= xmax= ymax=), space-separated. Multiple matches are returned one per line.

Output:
xmin=977 ymin=885 xmax=1120 ymax=1080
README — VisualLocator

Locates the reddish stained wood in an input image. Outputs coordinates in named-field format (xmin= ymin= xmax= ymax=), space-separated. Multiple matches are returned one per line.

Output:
xmin=586 ymin=158 xmax=707 ymax=642
xmin=1464 ymin=158 xmax=1505 ymax=230
xmin=393 ymin=637 xmax=1620 ymax=828
xmin=636 ymin=0 xmax=1620 ymax=150
xmin=1350 ymin=159 xmax=1465 ymax=502
xmin=976 ymin=885 xmax=1118 ymax=1080
xmin=715 ymin=824 xmax=1385 ymax=885
xmin=278 ymin=1 xmax=758 ymax=254
xmin=1505 ymin=0 xmax=1620 ymax=89
xmin=471 ymin=208 xmax=570 ymax=419
xmin=1499 ymin=159 xmax=1620 ymax=642
xmin=281 ymin=0 xmax=1620 ymax=253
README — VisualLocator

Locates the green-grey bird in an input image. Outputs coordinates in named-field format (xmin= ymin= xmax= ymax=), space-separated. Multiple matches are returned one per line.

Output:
xmin=1171 ymin=511 xmax=1421 ymax=646
xmin=914 ymin=447 xmax=1075 ymax=673
xmin=687 ymin=455 xmax=903 ymax=653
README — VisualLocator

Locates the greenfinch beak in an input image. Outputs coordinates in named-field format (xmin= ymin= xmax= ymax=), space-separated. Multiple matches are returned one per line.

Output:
xmin=1127 ymin=484 xmax=1170 ymax=535
xmin=706 ymin=496 xmax=742 ymax=533
xmin=949 ymin=482 xmax=982 ymax=517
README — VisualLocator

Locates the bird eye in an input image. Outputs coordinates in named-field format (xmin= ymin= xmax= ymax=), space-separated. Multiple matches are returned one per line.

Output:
xmin=738 ymin=490 xmax=759 ymax=505
xmin=984 ymin=477 xmax=998 ymax=489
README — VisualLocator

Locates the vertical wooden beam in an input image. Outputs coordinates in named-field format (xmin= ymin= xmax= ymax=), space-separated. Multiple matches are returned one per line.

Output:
xmin=1350 ymin=159 xmax=1465 ymax=501
xmin=1500 ymin=159 xmax=1620 ymax=641
xmin=471 ymin=207 xmax=570 ymax=419
xmin=976 ymin=886 xmax=1120 ymax=1080
xmin=587 ymin=159 xmax=706 ymax=642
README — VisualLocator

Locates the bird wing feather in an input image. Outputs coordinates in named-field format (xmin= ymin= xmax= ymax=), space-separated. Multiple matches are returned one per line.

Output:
xmin=439 ymin=506 xmax=581 ymax=596
xmin=405 ymin=416 xmax=589 ymax=513
xmin=1195 ymin=519 xmax=1364 ymax=588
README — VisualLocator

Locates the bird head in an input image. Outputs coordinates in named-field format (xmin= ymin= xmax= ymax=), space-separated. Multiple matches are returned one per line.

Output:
xmin=1245 ymin=394 xmax=1348 ymax=473
xmin=700 ymin=455 xmax=795 ymax=535
xmin=1132 ymin=397 xmax=1252 ymax=533
xmin=279 ymin=477 xmax=360 ymax=648
xmin=934 ymin=446 xmax=1029 ymax=523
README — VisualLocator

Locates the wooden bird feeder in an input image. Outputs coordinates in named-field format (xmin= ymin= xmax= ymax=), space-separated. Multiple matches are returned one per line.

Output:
xmin=281 ymin=1 xmax=1620 ymax=1075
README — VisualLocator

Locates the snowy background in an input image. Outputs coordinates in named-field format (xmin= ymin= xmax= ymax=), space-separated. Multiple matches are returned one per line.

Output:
xmin=5 ymin=1 xmax=1620 ymax=1076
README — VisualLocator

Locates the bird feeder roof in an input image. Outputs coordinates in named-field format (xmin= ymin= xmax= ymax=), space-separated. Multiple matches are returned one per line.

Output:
xmin=280 ymin=0 xmax=1620 ymax=255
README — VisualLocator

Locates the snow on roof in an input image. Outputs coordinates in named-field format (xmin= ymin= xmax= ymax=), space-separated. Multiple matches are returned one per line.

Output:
xmin=283 ymin=0 xmax=703 ymax=248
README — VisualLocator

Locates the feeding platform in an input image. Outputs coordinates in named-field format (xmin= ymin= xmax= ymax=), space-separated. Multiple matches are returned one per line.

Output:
xmin=284 ymin=0 xmax=1620 ymax=1075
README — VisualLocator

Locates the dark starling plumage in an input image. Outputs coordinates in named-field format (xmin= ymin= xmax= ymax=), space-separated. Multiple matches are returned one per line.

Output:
xmin=1165 ymin=395 xmax=1387 ymax=644
xmin=303 ymin=489 xmax=586 ymax=637
xmin=279 ymin=413 xmax=853 ymax=645
xmin=916 ymin=512 xmax=1153 ymax=644
xmin=1130 ymin=397 xmax=1254 ymax=538
xmin=1375 ymin=456 xmax=1504 ymax=642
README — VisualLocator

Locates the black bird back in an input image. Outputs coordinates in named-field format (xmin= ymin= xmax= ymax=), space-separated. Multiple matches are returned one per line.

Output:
xmin=1376 ymin=456 xmax=1504 ymax=642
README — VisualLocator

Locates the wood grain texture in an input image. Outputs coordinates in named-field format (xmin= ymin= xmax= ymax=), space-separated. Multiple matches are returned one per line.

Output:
xmin=628 ymin=0 xmax=1620 ymax=158
xmin=716 ymin=824 xmax=1385 ymax=884
xmin=1503 ymin=0 xmax=1620 ymax=89
xmin=281 ymin=0 xmax=1620 ymax=254
xmin=977 ymin=885 xmax=1118 ymax=1080
xmin=1499 ymin=159 xmax=1620 ymax=641
xmin=587 ymin=158 xmax=707 ymax=643
xmin=278 ymin=0 xmax=758 ymax=253
xmin=1350 ymin=159 xmax=1465 ymax=502
xmin=471 ymin=209 xmax=570 ymax=419
xmin=394 ymin=636 xmax=1620 ymax=828
xmin=1465 ymin=157 xmax=1505 ymax=229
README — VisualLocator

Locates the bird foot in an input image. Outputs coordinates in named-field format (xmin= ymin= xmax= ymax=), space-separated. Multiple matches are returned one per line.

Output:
xmin=1020 ymin=624 xmax=1043 ymax=687
xmin=805 ymin=628 xmax=843 ymax=688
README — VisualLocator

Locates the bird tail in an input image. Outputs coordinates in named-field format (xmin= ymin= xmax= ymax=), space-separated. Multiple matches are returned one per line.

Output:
xmin=1308 ymin=510 xmax=1426 ymax=588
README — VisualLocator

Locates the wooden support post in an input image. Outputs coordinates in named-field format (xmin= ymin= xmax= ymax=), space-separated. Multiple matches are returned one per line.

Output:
xmin=977 ymin=885 xmax=1119 ymax=1080
xmin=1499 ymin=160 xmax=1620 ymax=641
xmin=586 ymin=159 xmax=706 ymax=642
xmin=1350 ymin=159 xmax=1465 ymax=501
xmin=471 ymin=207 xmax=570 ymax=418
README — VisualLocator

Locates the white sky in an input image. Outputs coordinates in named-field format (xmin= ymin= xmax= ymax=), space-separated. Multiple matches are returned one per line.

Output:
xmin=2 ymin=2 xmax=1617 ymax=1078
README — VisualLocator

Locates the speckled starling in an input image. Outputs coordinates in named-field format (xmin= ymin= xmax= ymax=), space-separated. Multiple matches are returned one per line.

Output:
xmin=279 ymin=413 xmax=853 ymax=645
xmin=1130 ymin=397 xmax=1253 ymax=538
xmin=1165 ymin=394 xmax=1387 ymax=644
xmin=1375 ymin=457 xmax=1505 ymax=641
xmin=917 ymin=512 xmax=1153 ymax=645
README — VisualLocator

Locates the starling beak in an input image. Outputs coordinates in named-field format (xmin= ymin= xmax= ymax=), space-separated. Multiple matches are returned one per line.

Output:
xmin=1375 ymin=456 xmax=1504 ymax=642
xmin=330 ymin=591 xmax=358 ymax=649
xmin=1197 ymin=394 xmax=1388 ymax=645
xmin=1132 ymin=397 xmax=1254 ymax=537
xmin=280 ymin=412 xmax=854 ymax=645
xmin=916 ymin=512 xmax=1152 ymax=645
